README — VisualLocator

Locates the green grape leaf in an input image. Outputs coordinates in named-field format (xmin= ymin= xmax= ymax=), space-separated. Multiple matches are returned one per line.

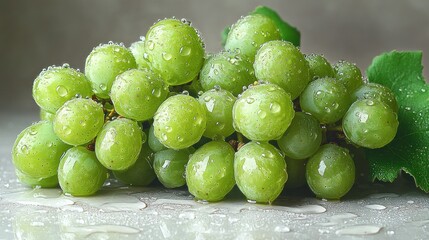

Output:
xmin=366 ymin=51 xmax=429 ymax=192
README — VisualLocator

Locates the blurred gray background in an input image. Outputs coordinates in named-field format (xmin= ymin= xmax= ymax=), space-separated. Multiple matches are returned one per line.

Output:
xmin=1 ymin=0 xmax=428 ymax=113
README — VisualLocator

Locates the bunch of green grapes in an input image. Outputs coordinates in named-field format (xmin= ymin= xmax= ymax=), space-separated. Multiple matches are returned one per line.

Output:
xmin=12 ymin=6 xmax=398 ymax=203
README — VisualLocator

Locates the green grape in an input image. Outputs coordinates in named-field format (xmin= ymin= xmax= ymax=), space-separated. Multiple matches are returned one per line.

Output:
xmin=198 ymin=88 xmax=236 ymax=139
xmin=334 ymin=60 xmax=364 ymax=93
xmin=234 ymin=141 xmax=287 ymax=203
xmin=85 ymin=42 xmax=137 ymax=99
xmin=32 ymin=65 xmax=92 ymax=113
xmin=129 ymin=37 xmax=152 ymax=70
xmin=153 ymin=148 xmax=192 ymax=188
xmin=225 ymin=14 xmax=281 ymax=62
xmin=15 ymin=169 xmax=59 ymax=188
xmin=53 ymin=98 xmax=104 ymax=146
xmin=277 ymin=112 xmax=322 ymax=159
xmin=58 ymin=146 xmax=108 ymax=196
xmin=113 ymin=143 xmax=156 ymax=186
xmin=111 ymin=69 xmax=169 ymax=121
xmin=199 ymin=50 xmax=256 ymax=96
xmin=251 ymin=6 xmax=301 ymax=47
xmin=300 ymin=77 xmax=351 ymax=124
xmin=221 ymin=26 xmax=230 ymax=47
xmin=353 ymin=82 xmax=398 ymax=113
xmin=284 ymin=157 xmax=307 ymax=189
xmin=305 ymin=53 xmax=335 ymax=81
xmin=153 ymin=94 xmax=207 ymax=150
xmin=148 ymin=124 xmax=167 ymax=152
xmin=145 ymin=18 xmax=205 ymax=86
xmin=306 ymin=144 xmax=355 ymax=199
xmin=342 ymin=99 xmax=398 ymax=149
xmin=233 ymin=83 xmax=295 ymax=141
xmin=12 ymin=121 xmax=70 ymax=178
xmin=40 ymin=109 xmax=54 ymax=121
xmin=95 ymin=118 xmax=144 ymax=171
xmin=186 ymin=141 xmax=235 ymax=202
xmin=254 ymin=40 xmax=310 ymax=100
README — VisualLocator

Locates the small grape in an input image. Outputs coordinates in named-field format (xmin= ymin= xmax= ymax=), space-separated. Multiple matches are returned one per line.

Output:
xmin=306 ymin=144 xmax=355 ymax=200
xmin=15 ymin=169 xmax=58 ymax=188
xmin=33 ymin=66 xmax=92 ymax=113
xmin=186 ymin=141 xmax=235 ymax=202
xmin=153 ymin=148 xmax=192 ymax=188
xmin=113 ymin=143 xmax=156 ymax=186
xmin=233 ymin=83 xmax=295 ymax=141
xmin=129 ymin=38 xmax=152 ymax=70
xmin=342 ymin=99 xmax=398 ymax=149
xmin=198 ymin=89 xmax=237 ymax=139
xmin=153 ymin=94 xmax=207 ymax=150
xmin=225 ymin=14 xmax=281 ymax=62
xmin=111 ymin=69 xmax=169 ymax=121
xmin=353 ymin=82 xmax=398 ymax=113
xmin=254 ymin=40 xmax=310 ymax=100
xmin=148 ymin=124 xmax=167 ymax=152
xmin=305 ymin=53 xmax=335 ymax=81
xmin=40 ymin=109 xmax=54 ymax=121
xmin=58 ymin=146 xmax=108 ymax=196
xmin=277 ymin=112 xmax=322 ymax=159
xmin=95 ymin=118 xmax=145 ymax=171
xmin=85 ymin=43 xmax=137 ymax=99
xmin=334 ymin=60 xmax=364 ymax=93
xmin=284 ymin=157 xmax=307 ymax=189
xmin=300 ymin=77 xmax=351 ymax=124
xmin=199 ymin=50 xmax=256 ymax=96
xmin=12 ymin=121 xmax=70 ymax=178
xmin=234 ymin=141 xmax=287 ymax=203
xmin=145 ymin=18 xmax=205 ymax=86
xmin=53 ymin=98 xmax=104 ymax=146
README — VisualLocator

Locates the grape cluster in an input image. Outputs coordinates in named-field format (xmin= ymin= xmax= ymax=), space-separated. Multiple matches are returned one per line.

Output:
xmin=12 ymin=6 xmax=399 ymax=203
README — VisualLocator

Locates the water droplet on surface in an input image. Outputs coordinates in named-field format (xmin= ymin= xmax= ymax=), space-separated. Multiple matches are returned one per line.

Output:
xmin=335 ymin=225 xmax=382 ymax=236
xmin=365 ymin=204 xmax=386 ymax=210
xmin=165 ymin=126 xmax=172 ymax=133
xmin=274 ymin=226 xmax=290 ymax=233
xmin=62 ymin=63 xmax=70 ymax=68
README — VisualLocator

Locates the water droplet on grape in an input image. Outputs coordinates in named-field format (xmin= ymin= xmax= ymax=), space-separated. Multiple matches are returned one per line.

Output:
xmin=179 ymin=46 xmax=191 ymax=56
xmin=151 ymin=88 xmax=161 ymax=97
xmin=99 ymin=84 xmax=107 ymax=91
xmin=215 ymin=121 xmax=225 ymax=130
xmin=257 ymin=110 xmax=267 ymax=119
xmin=177 ymin=136 xmax=184 ymax=142
xmin=366 ymin=100 xmax=374 ymax=106
xmin=269 ymin=102 xmax=281 ymax=113
xmin=63 ymin=126 xmax=72 ymax=135
xmin=56 ymin=85 xmax=68 ymax=97
xmin=246 ymin=97 xmax=255 ymax=104
xmin=21 ymin=145 xmax=29 ymax=154
xmin=62 ymin=63 xmax=70 ymax=68
xmin=165 ymin=126 xmax=172 ymax=133
xmin=162 ymin=133 xmax=168 ymax=141
xmin=147 ymin=40 xmax=155 ymax=50
xmin=162 ymin=52 xmax=172 ymax=61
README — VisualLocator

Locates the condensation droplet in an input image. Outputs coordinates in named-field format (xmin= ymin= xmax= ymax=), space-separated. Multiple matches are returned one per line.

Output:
xmin=56 ymin=85 xmax=68 ymax=97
